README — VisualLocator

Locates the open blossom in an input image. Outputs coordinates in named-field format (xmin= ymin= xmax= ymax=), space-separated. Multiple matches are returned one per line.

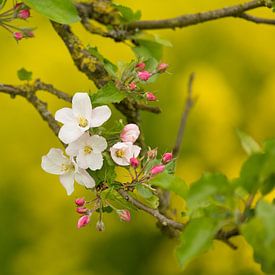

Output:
xmin=55 ymin=93 xmax=111 ymax=144
xmin=77 ymin=215 xmax=90 ymax=229
xmin=41 ymin=148 xmax=95 ymax=195
xmin=110 ymin=142 xmax=141 ymax=166
xmin=120 ymin=124 xmax=140 ymax=143
xmin=66 ymin=132 xmax=107 ymax=171
xmin=138 ymin=71 xmax=151 ymax=81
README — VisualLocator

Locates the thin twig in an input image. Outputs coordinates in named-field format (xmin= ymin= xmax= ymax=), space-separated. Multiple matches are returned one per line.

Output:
xmin=238 ymin=13 xmax=275 ymax=25
xmin=173 ymin=73 xmax=195 ymax=157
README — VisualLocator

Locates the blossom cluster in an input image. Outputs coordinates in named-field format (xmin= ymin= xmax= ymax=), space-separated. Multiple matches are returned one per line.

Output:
xmin=0 ymin=2 xmax=34 ymax=41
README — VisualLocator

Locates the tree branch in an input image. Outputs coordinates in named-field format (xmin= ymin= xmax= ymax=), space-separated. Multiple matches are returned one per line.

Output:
xmin=125 ymin=0 xmax=271 ymax=30
xmin=237 ymin=12 xmax=275 ymax=25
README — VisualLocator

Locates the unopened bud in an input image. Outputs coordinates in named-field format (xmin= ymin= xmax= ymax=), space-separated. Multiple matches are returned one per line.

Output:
xmin=18 ymin=9 xmax=30 ymax=19
xmin=13 ymin=32 xmax=23 ymax=41
xmin=147 ymin=148 xmax=158 ymax=160
xmin=146 ymin=92 xmax=157 ymax=101
xmin=117 ymin=209 xmax=131 ymax=222
xmin=77 ymin=215 xmax=90 ymax=229
xmin=138 ymin=71 xmax=151 ymax=81
xmin=76 ymin=207 xmax=88 ymax=214
xmin=130 ymin=157 xmax=139 ymax=168
xmin=136 ymin=62 xmax=146 ymax=71
xmin=162 ymin=152 xmax=173 ymax=164
xmin=96 ymin=220 xmax=105 ymax=232
xmin=75 ymin=198 xmax=85 ymax=206
xmin=150 ymin=165 xmax=165 ymax=176
xmin=129 ymin=82 xmax=137 ymax=91
xmin=157 ymin=63 xmax=169 ymax=73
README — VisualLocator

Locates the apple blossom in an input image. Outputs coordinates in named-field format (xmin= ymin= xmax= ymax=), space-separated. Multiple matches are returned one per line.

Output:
xmin=76 ymin=207 xmax=88 ymax=214
xmin=157 ymin=63 xmax=169 ymax=73
xmin=117 ymin=209 xmax=131 ymax=222
xmin=18 ymin=9 xmax=30 ymax=19
xmin=55 ymin=93 xmax=111 ymax=144
xmin=150 ymin=164 xmax=165 ymax=175
xmin=77 ymin=215 xmax=90 ymax=229
xmin=146 ymin=92 xmax=157 ymax=101
xmin=75 ymin=198 xmax=86 ymax=206
xmin=136 ymin=62 xmax=146 ymax=71
xmin=129 ymin=82 xmax=137 ymax=91
xmin=162 ymin=152 xmax=173 ymax=164
xmin=66 ymin=132 xmax=107 ymax=171
xmin=41 ymin=148 xmax=95 ymax=195
xmin=110 ymin=142 xmax=141 ymax=166
xmin=130 ymin=157 xmax=139 ymax=168
xmin=120 ymin=123 xmax=140 ymax=143
xmin=13 ymin=32 xmax=23 ymax=41
xmin=138 ymin=71 xmax=151 ymax=81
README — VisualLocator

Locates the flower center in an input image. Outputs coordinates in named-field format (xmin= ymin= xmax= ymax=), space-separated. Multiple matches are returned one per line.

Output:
xmin=79 ymin=117 xmax=88 ymax=128
xmin=61 ymin=163 xmax=72 ymax=172
xmin=116 ymin=149 xmax=125 ymax=158
xmin=84 ymin=146 xmax=92 ymax=154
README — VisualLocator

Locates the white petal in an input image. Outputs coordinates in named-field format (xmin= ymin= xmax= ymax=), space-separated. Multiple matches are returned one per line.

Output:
xmin=65 ymin=133 xmax=88 ymax=156
xmin=132 ymin=145 xmax=141 ymax=158
xmin=58 ymin=124 xmax=83 ymax=144
xmin=89 ymin=135 xmax=107 ymax=153
xmin=59 ymin=172 xmax=75 ymax=195
xmin=41 ymin=148 xmax=68 ymax=175
xmin=87 ymin=153 xmax=104 ymax=171
xmin=55 ymin=108 xmax=74 ymax=124
xmin=76 ymin=150 xmax=89 ymax=169
xmin=110 ymin=145 xmax=129 ymax=166
xmin=90 ymin=106 xmax=111 ymax=128
xmin=72 ymin=93 xmax=92 ymax=120
xmin=75 ymin=169 xmax=95 ymax=189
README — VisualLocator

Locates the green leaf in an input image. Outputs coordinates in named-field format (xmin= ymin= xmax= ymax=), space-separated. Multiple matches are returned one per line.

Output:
xmin=236 ymin=129 xmax=262 ymax=155
xmin=150 ymin=172 xmax=188 ymax=198
xmin=17 ymin=68 xmax=32 ymax=81
xmin=136 ymin=184 xmax=153 ymax=199
xmin=176 ymin=217 xmax=218 ymax=268
xmin=186 ymin=173 xmax=234 ymax=214
xmin=90 ymin=82 xmax=126 ymax=105
xmin=242 ymin=201 xmax=275 ymax=273
xmin=113 ymin=4 xmax=141 ymax=23
xmin=24 ymin=0 xmax=80 ymax=24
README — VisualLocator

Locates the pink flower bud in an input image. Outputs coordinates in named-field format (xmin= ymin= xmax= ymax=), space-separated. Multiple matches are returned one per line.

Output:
xmin=162 ymin=152 xmax=173 ymax=164
xmin=138 ymin=71 xmax=151 ymax=81
xmin=117 ymin=209 xmax=131 ymax=222
xmin=129 ymin=82 xmax=137 ymax=91
xmin=130 ymin=157 xmax=139 ymax=168
xmin=24 ymin=31 xmax=34 ymax=38
xmin=96 ymin=220 xmax=105 ymax=231
xmin=136 ymin=62 xmax=146 ymax=71
xmin=18 ymin=9 xmax=30 ymax=19
xmin=146 ymin=92 xmax=157 ymax=101
xmin=76 ymin=207 xmax=88 ymax=214
xmin=150 ymin=165 xmax=165 ymax=176
xmin=157 ymin=63 xmax=169 ymax=73
xmin=77 ymin=215 xmax=90 ymax=229
xmin=75 ymin=198 xmax=85 ymax=206
xmin=120 ymin=123 xmax=140 ymax=143
xmin=13 ymin=32 xmax=23 ymax=41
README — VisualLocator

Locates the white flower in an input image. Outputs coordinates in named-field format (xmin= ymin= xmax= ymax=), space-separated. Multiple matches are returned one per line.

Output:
xmin=120 ymin=123 xmax=140 ymax=143
xmin=41 ymin=148 xmax=95 ymax=195
xmin=55 ymin=93 xmax=111 ymax=144
xmin=110 ymin=142 xmax=141 ymax=166
xmin=66 ymin=132 xmax=107 ymax=171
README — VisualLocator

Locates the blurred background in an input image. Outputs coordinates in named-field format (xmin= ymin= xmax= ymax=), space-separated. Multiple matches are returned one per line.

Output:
xmin=1 ymin=0 xmax=275 ymax=274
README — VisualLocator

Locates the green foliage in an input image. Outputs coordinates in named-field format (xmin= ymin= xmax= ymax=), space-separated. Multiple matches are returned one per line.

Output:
xmin=242 ymin=201 xmax=275 ymax=273
xmin=17 ymin=68 xmax=32 ymax=81
xmin=150 ymin=172 xmax=188 ymax=198
xmin=24 ymin=0 xmax=80 ymax=24
xmin=113 ymin=4 xmax=141 ymax=23
xmin=90 ymin=82 xmax=126 ymax=105
xmin=136 ymin=184 xmax=154 ymax=199
xmin=236 ymin=129 xmax=262 ymax=155
xmin=132 ymin=33 xmax=172 ymax=61
xmin=176 ymin=217 xmax=218 ymax=268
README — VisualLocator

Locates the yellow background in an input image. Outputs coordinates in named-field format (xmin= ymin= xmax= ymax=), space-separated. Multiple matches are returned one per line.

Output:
xmin=0 ymin=0 xmax=274 ymax=274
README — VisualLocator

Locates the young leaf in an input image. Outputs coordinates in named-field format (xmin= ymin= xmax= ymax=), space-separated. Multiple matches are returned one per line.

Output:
xmin=136 ymin=184 xmax=153 ymax=199
xmin=176 ymin=217 xmax=218 ymax=268
xmin=236 ymin=129 xmax=262 ymax=155
xmin=24 ymin=0 xmax=80 ymax=24
xmin=241 ymin=201 xmax=275 ymax=273
xmin=113 ymin=4 xmax=141 ymax=23
xmin=150 ymin=172 xmax=188 ymax=198
xmin=17 ymin=68 xmax=32 ymax=81
xmin=90 ymin=82 xmax=126 ymax=105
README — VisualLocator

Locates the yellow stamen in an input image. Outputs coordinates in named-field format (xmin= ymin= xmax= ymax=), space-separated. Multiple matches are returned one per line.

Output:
xmin=79 ymin=117 xmax=88 ymax=127
xmin=116 ymin=149 xmax=125 ymax=158
xmin=84 ymin=146 xmax=92 ymax=154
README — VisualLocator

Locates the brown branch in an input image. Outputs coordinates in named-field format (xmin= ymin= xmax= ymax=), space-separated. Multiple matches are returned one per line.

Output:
xmin=237 ymin=13 xmax=275 ymax=25
xmin=126 ymin=0 xmax=271 ymax=31
xmin=173 ymin=73 xmax=195 ymax=157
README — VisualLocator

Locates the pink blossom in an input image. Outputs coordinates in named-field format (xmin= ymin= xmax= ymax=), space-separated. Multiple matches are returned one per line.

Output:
xmin=77 ymin=215 xmax=90 ymax=229
xmin=130 ymin=157 xmax=139 ymax=168
xmin=129 ymin=82 xmax=137 ymax=91
xmin=117 ymin=209 xmax=131 ymax=222
xmin=18 ymin=9 xmax=30 ymax=19
xmin=138 ymin=71 xmax=151 ymax=81
xmin=75 ymin=198 xmax=85 ymax=206
xmin=120 ymin=123 xmax=140 ymax=143
xmin=13 ymin=32 xmax=23 ymax=41
xmin=146 ymin=92 xmax=157 ymax=101
xmin=136 ymin=62 xmax=146 ymax=71
xmin=157 ymin=63 xmax=169 ymax=72
xmin=162 ymin=152 xmax=173 ymax=164
xmin=151 ymin=165 xmax=165 ymax=176
xmin=76 ymin=207 xmax=88 ymax=214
